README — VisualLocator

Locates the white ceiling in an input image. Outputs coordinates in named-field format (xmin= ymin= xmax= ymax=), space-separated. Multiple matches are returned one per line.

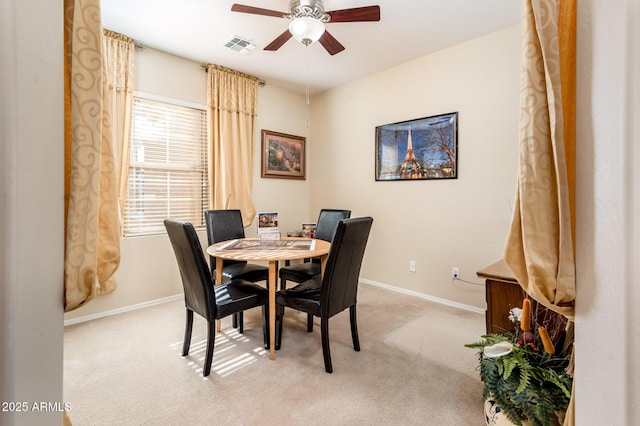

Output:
xmin=101 ymin=0 xmax=522 ymax=95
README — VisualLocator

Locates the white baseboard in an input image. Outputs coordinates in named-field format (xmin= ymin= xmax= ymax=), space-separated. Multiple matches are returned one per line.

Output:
xmin=64 ymin=279 xmax=484 ymax=327
xmin=63 ymin=294 xmax=183 ymax=326
xmin=360 ymin=278 xmax=485 ymax=315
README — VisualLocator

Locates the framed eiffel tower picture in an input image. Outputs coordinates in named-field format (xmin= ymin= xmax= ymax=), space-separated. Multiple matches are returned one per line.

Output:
xmin=375 ymin=112 xmax=458 ymax=181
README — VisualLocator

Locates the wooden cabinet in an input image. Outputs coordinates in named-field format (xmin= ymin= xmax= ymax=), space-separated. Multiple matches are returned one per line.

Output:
xmin=477 ymin=260 xmax=527 ymax=334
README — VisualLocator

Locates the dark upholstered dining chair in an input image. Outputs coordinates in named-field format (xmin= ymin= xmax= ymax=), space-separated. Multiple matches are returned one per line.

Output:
xmin=204 ymin=209 xmax=269 ymax=331
xmin=278 ymin=209 xmax=351 ymax=331
xmin=164 ymin=219 xmax=269 ymax=377
xmin=204 ymin=209 xmax=269 ymax=283
xmin=275 ymin=217 xmax=373 ymax=373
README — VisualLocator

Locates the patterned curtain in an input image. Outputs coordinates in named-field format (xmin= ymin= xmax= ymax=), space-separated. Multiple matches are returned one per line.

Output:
xmin=102 ymin=29 xmax=135 ymax=216
xmin=64 ymin=0 xmax=131 ymax=311
xmin=504 ymin=0 xmax=576 ymax=424
xmin=207 ymin=65 xmax=259 ymax=226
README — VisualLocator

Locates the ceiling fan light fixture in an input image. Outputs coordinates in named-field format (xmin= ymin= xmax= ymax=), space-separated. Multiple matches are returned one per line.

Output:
xmin=289 ymin=17 xmax=325 ymax=46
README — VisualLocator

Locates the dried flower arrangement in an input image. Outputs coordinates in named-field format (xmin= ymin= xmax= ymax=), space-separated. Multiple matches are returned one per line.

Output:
xmin=466 ymin=298 xmax=574 ymax=426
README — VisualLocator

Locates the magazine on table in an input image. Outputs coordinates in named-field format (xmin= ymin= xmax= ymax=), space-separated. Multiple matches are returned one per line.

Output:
xmin=218 ymin=239 xmax=316 ymax=251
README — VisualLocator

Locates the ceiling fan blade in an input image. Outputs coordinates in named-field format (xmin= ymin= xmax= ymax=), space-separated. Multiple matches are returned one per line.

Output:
xmin=327 ymin=6 xmax=380 ymax=23
xmin=318 ymin=30 xmax=345 ymax=56
xmin=264 ymin=30 xmax=293 ymax=51
xmin=231 ymin=4 xmax=286 ymax=18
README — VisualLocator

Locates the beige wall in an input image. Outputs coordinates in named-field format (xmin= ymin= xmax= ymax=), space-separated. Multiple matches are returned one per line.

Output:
xmin=575 ymin=0 xmax=640 ymax=423
xmin=1 ymin=0 xmax=64 ymax=423
xmin=134 ymin=47 xmax=206 ymax=103
xmin=65 ymin=47 xmax=309 ymax=322
xmin=250 ymin=84 xmax=311 ymax=236
xmin=310 ymin=25 xmax=521 ymax=310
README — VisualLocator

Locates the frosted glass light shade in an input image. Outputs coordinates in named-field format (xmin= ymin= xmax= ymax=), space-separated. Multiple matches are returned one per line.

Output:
xmin=289 ymin=17 xmax=325 ymax=46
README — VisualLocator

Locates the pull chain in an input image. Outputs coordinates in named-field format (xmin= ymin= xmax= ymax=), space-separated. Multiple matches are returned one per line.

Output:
xmin=305 ymin=49 xmax=311 ymax=129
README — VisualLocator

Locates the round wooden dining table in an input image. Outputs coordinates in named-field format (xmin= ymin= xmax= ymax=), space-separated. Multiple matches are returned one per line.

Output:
xmin=206 ymin=237 xmax=331 ymax=360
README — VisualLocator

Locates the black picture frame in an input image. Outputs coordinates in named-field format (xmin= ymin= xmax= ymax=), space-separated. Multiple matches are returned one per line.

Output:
xmin=375 ymin=112 xmax=458 ymax=181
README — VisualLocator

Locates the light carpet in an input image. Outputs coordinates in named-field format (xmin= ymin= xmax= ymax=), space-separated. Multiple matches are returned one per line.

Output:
xmin=64 ymin=283 xmax=485 ymax=425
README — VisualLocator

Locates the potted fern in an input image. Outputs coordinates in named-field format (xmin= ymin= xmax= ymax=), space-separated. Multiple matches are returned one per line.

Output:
xmin=466 ymin=299 xmax=573 ymax=426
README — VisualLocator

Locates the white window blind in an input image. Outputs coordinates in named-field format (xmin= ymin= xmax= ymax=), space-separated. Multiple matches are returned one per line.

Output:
xmin=123 ymin=96 xmax=209 ymax=236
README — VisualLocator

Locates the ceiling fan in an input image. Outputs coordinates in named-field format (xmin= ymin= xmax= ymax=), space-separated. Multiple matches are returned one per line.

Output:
xmin=230 ymin=1 xmax=381 ymax=55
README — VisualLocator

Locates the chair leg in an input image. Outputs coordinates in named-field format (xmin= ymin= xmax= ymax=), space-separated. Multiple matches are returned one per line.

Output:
xmin=232 ymin=313 xmax=238 ymax=329
xmin=307 ymin=313 xmax=314 ymax=332
xmin=320 ymin=316 xmax=333 ymax=373
xmin=350 ymin=305 xmax=360 ymax=352
xmin=237 ymin=311 xmax=244 ymax=334
xmin=262 ymin=305 xmax=270 ymax=349
xmin=182 ymin=309 xmax=194 ymax=356
xmin=203 ymin=320 xmax=216 ymax=377
xmin=280 ymin=277 xmax=287 ymax=290
xmin=275 ymin=304 xmax=284 ymax=350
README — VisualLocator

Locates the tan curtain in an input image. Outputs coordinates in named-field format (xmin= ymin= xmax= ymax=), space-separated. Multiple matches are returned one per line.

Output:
xmin=64 ymin=0 xmax=126 ymax=311
xmin=504 ymin=0 xmax=576 ymax=424
xmin=207 ymin=64 xmax=259 ymax=226
xmin=103 ymin=29 xmax=135 ymax=215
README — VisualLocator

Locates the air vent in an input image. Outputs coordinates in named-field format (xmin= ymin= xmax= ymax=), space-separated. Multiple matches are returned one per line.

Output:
xmin=224 ymin=36 xmax=256 ymax=54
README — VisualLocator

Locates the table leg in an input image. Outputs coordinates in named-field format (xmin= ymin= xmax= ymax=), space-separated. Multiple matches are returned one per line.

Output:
xmin=320 ymin=254 xmax=328 ymax=275
xmin=269 ymin=261 xmax=277 ymax=360
xmin=216 ymin=257 xmax=224 ymax=333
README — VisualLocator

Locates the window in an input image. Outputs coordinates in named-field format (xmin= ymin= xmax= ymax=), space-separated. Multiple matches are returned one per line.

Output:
xmin=123 ymin=94 xmax=209 ymax=236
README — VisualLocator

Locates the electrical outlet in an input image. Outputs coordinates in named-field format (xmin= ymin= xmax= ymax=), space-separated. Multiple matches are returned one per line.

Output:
xmin=452 ymin=267 xmax=460 ymax=279
xmin=409 ymin=260 xmax=416 ymax=272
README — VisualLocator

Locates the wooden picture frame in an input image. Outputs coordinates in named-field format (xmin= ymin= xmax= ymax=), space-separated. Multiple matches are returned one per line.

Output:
xmin=261 ymin=129 xmax=306 ymax=180
xmin=375 ymin=112 xmax=458 ymax=181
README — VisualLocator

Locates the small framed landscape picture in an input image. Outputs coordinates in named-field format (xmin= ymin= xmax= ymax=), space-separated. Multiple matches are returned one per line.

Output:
xmin=261 ymin=129 xmax=306 ymax=180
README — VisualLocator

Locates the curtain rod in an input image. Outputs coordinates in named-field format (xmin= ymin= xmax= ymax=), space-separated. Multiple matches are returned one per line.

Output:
xmin=129 ymin=38 xmax=266 ymax=88
xmin=103 ymin=29 xmax=134 ymax=43
xmin=201 ymin=64 xmax=266 ymax=87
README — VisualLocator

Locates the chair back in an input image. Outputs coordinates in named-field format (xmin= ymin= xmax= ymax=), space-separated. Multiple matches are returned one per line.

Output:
xmin=164 ymin=219 xmax=216 ymax=321
xmin=320 ymin=217 xmax=373 ymax=318
xmin=315 ymin=209 xmax=351 ymax=242
xmin=204 ymin=209 xmax=246 ymax=245
xmin=204 ymin=209 xmax=247 ymax=270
